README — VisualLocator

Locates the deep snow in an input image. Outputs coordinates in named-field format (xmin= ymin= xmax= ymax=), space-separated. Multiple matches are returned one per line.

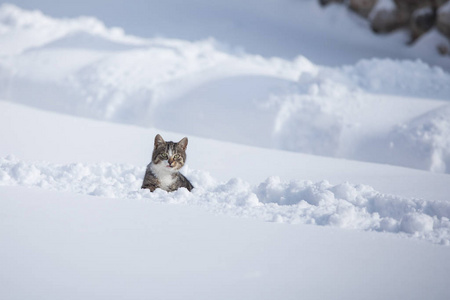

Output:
xmin=1 ymin=101 xmax=450 ymax=246
xmin=1 ymin=3 xmax=450 ymax=174
xmin=1 ymin=2 xmax=450 ymax=299
xmin=2 ymin=186 xmax=450 ymax=300
xmin=2 ymin=154 xmax=450 ymax=244
xmin=5 ymin=0 xmax=450 ymax=68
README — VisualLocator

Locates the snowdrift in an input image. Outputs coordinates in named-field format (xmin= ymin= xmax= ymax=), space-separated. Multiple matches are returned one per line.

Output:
xmin=1 ymin=4 xmax=450 ymax=174
xmin=1 ymin=99 xmax=450 ymax=246
xmin=3 ymin=185 xmax=450 ymax=300
xmin=2 ymin=3 xmax=450 ymax=299
xmin=1 ymin=155 xmax=449 ymax=245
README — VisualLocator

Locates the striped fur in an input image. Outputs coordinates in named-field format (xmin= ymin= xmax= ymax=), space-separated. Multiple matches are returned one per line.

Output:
xmin=141 ymin=134 xmax=193 ymax=192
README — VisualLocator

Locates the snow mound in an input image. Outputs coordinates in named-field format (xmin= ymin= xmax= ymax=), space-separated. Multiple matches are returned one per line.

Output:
xmin=2 ymin=4 xmax=450 ymax=174
xmin=387 ymin=105 xmax=450 ymax=173
xmin=292 ymin=58 xmax=450 ymax=100
xmin=339 ymin=59 xmax=450 ymax=99
xmin=1 ymin=155 xmax=449 ymax=245
xmin=0 ymin=3 xmax=144 ymax=55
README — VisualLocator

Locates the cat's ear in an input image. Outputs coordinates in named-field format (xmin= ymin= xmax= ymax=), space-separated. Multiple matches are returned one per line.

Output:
xmin=178 ymin=137 xmax=188 ymax=151
xmin=154 ymin=134 xmax=165 ymax=148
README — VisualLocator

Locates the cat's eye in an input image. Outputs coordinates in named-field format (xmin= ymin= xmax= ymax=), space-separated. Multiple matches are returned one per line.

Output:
xmin=173 ymin=154 xmax=181 ymax=160
xmin=160 ymin=153 xmax=168 ymax=159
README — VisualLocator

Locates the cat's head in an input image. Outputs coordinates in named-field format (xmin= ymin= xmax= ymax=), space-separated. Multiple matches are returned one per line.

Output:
xmin=152 ymin=134 xmax=188 ymax=171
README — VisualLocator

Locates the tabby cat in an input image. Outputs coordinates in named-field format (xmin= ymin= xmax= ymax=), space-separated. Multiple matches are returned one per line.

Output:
xmin=141 ymin=134 xmax=194 ymax=192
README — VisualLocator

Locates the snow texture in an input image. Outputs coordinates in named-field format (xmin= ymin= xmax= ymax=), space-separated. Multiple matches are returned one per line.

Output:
xmin=1 ymin=155 xmax=449 ymax=245
xmin=387 ymin=105 xmax=450 ymax=173
xmin=1 ymin=4 xmax=450 ymax=174
xmin=1 ymin=3 xmax=450 ymax=298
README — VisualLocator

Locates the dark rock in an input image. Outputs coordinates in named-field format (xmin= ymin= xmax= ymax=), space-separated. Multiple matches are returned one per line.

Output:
xmin=437 ymin=43 xmax=449 ymax=55
xmin=371 ymin=9 xmax=408 ymax=33
xmin=349 ymin=0 xmax=378 ymax=18
xmin=319 ymin=0 xmax=345 ymax=6
xmin=410 ymin=7 xmax=437 ymax=40
xmin=394 ymin=0 xmax=448 ymax=14
xmin=437 ymin=4 xmax=450 ymax=39
xmin=394 ymin=0 xmax=431 ymax=13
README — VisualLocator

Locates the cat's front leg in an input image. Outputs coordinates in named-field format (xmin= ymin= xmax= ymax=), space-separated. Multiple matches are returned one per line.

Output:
xmin=141 ymin=182 xmax=158 ymax=192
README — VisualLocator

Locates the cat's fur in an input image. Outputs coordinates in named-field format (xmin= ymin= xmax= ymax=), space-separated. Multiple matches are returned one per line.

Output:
xmin=141 ymin=134 xmax=194 ymax=192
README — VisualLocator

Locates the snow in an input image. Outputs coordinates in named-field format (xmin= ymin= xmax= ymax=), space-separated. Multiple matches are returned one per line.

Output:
xmin=2 ymin=186 xmax=450 ymax=300
xmin=1 ymin=3 xmax=450 ymax=173
xmin=2 ymin=131 xmax=450 ymax=244
xmin=387 ymin=105 xmax=450 ymax=173
xmin=1 ymin=100 xmax=450 ymax=246
xmin=1 ymin=1 xmax=450 ymax=299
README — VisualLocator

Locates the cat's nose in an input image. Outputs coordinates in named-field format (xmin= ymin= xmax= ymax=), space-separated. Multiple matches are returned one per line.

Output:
xmin=168 ymin=158 xmax=174 ymax=166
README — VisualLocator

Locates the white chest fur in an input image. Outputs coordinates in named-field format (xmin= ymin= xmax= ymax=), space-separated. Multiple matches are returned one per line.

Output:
xmin=150 ymin=162 xmax=176 ymax=190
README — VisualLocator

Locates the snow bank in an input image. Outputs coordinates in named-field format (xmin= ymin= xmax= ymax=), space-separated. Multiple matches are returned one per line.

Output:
xmin=2 ymin=4 xmax=450 ymax=174
xmin=1 ymin=155 xmax=449 ymax=245
xmin=0 ymin=3 xmax=144 ymax=55
xmin=339 ymin=59 xmax=450 ymax=99
xmin=387 ymin=105 xmax=450 ymax=173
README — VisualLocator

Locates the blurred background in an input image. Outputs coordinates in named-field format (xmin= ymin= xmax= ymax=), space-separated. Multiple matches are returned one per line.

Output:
xmin=6 ymin=0 xmax=450 ymax=66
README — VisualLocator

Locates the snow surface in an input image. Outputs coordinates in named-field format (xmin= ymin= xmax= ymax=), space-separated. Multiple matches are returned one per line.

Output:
xmin=1 ymin=101 xmax=450 ymax=245
xmin=3 ymin=186 xmax=450 ymax=300
xmin=1 ymin=3 xmax=450 ymax=173
xmin=2 ymin=2 xmax=450 ymax=299
xmin=6 ymin=0 xmax=450 ymax=68
xmin=2 ymin=153 xmax=450 ymax=244
xmin=1 ymin=101 xmax=450 ymax=299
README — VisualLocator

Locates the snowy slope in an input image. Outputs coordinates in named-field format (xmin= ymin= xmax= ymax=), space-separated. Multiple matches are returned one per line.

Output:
xmin=1 ymin=102 xmax=450 ymax=299
xmin=2 ymin=3 xmax=450 ymax=299
xmin=1 ymin=101 xmax=450 ymax=245
xmin=1 ymin=4 xmax=450 ymax=174
xmin=6 ymin=0 xmax=450 ymax=68
xmin=2 ymin=186 xmax=450 ymax=300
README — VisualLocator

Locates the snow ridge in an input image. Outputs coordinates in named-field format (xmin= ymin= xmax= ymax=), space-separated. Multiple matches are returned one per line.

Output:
xmin=0 ymin=3 xmax=145 ymax=55
xmin=388 ymin=105 xmax=450 ymax=173
xmin=1 ymin=155 xmax=449 ymax=245
xmin=2 ymin=5 xmax=450 ymax=174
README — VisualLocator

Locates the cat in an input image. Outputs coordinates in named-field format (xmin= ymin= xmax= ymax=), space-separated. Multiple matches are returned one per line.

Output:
xmin=141 ymin=134 xmax=194 ymax=192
